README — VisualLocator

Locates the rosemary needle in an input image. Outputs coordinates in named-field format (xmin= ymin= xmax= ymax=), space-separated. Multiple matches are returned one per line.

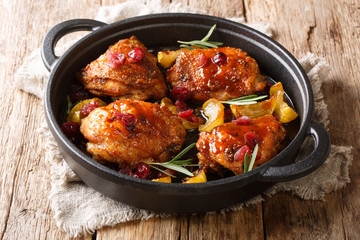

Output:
xmin=248 ymin=144 xmax=258 ymax=172
xmin=243 ymin=152 xmax=249 ymax=173
xmin=243 ymin=144 xmax=259 ymax=173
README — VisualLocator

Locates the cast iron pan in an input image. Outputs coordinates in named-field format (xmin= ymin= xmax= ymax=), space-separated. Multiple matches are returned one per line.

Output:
xmin=41 ymin=13 xmax=330 ymax=213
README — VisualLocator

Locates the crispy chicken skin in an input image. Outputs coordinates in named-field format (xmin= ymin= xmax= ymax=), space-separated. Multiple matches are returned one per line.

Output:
xmin=196 ymin=115 xmax=286 ymax=175
xmin=79 ymin=36 xmax=168 ymax=101
xmin=167 ymin=47 xmax=267 ymax=102
xmin=80 ymin=99 xmax=186 ymax=168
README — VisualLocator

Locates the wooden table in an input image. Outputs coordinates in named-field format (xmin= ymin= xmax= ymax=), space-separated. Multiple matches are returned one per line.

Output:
xmin=1 ymin=0 xmax=359 ymax=239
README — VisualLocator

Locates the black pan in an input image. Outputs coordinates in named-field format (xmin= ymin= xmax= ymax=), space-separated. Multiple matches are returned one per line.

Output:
xmin=41 ymin=13 xmax=330 ymax=213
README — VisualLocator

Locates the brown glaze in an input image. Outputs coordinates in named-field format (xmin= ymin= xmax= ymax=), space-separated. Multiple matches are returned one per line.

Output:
xmin=196 ymin=115 xmax=287 ymax=175
xmin=167 ymin=47 xmax=267 ymax=102
xmin=80 ymin=99 xmax=186 ymax=168
xmin=79 ymin=36 xmax=168 ymax=101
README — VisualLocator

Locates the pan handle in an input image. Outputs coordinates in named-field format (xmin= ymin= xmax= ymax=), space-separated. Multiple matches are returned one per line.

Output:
xmin=41 ymin=19 xmax=106 ymax=71
xmin=259 ymin=121 xmax=330 ymax=182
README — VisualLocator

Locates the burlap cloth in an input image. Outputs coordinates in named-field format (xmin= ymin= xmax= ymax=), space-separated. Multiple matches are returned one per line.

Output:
xmin=13 ymin=0 xmax=353 ymax=237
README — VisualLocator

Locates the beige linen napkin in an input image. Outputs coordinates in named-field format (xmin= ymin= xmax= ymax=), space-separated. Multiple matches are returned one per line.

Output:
xmin=14 ymin=0 xmax=353 ymax=237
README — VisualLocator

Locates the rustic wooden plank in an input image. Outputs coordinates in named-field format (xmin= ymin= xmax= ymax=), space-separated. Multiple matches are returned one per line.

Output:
xmin=309 ymin=1 xmax=360 ymax=239
xmin=97 ymin=216 xmax=183 ymax=240
xmin=244 ymin=0 xmax=314 ymax=56
xmin=262 ymin=192 xmax=345 ymax=240
xmin=245 ymin=0 xmax=360 ymax=239
xmin=98 ymin=206 xmax=264 ymax=240
xmin=187 ymin=206 xmax=264 ymax=240
xmin=244 ymin=1 xmax=342 ymax=239
xmin=237 ymin=1 xmax=344 ymax=239
xmin=0 ymin=0 xmax=100 ymax=239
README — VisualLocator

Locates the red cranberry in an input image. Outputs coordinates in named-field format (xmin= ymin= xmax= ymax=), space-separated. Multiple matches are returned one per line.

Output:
xmin=119 ymin=167 xmax=134 ymax=177
xmin=69 ymin=83 xmax=91 ymax=103
xmin=234 ymin=145 xmax=251 ymax=162
xmin=176 ymin=104 xmax=203 ymax=123
xmin=80 ymin=101 xmax=99 ymax=118
xmin=175 ymin=100 xmax=188 ymax=112
xmin=232 ymin=116 xmax=251 ymax=125
xmin=134 ymin=163 xmax=151 ymax=179
xmin=107 ymin=51 xmax=126 ymax=69
xmin=212 ymin=52 xmax=227 ymax=65
xmin=60 ymin=122 xmax=81 ymax=143
xmin=244 ymin=131 xmax=259 ymax=150
xmin=115 ymin=112 xmax=136 ymax=131
xmin=128 ymin=47 xmax=145 ymax=63
xmin=187 ymin=114 xmax=204 ymax=124
xmin=197 ymin=53 xmax=208 ymax=68
xmin=169 ymin=87 xmax=192 ymax=101
xmin=178 ymin=109 xmax=194 ymax=118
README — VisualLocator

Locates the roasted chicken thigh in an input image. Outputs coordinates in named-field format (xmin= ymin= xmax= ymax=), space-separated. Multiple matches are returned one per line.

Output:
xmin=80 ymin=99 xmax=186 ymax=168
xmin=167 ymin=47 xmax=267 ymax=102
xmin=196 ymin=115 xmax=286 ymax=175
xmin=79 ymin=36 xmax=168 ymax=101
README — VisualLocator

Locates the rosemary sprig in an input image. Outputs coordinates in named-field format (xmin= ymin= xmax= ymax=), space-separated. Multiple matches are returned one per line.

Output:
xmin=178 ymin=24 xmax=223 ymax=50
xmin=147 ymin=143 xmax=198 ymax=177
xmin=220 ymin=95 xmax=268 ymax=106
xmin=243 ymin=144 xmax=259 ymax=173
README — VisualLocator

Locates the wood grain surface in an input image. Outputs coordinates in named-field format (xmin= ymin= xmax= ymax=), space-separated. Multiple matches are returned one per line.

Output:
xmin=0 ymin=0 xmax=358 ymax=239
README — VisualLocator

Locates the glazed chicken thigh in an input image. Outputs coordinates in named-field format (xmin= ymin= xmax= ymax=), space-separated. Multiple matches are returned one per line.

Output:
xmin=80 ymin=99 xmax=186 ymax=168
xmin=196 ymin=115 xmax=287 ymax=175
xmin=167 ymin=47 xmax=267 ymax=102
xmin=79 ymin=36 xmax=167 ymax=101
